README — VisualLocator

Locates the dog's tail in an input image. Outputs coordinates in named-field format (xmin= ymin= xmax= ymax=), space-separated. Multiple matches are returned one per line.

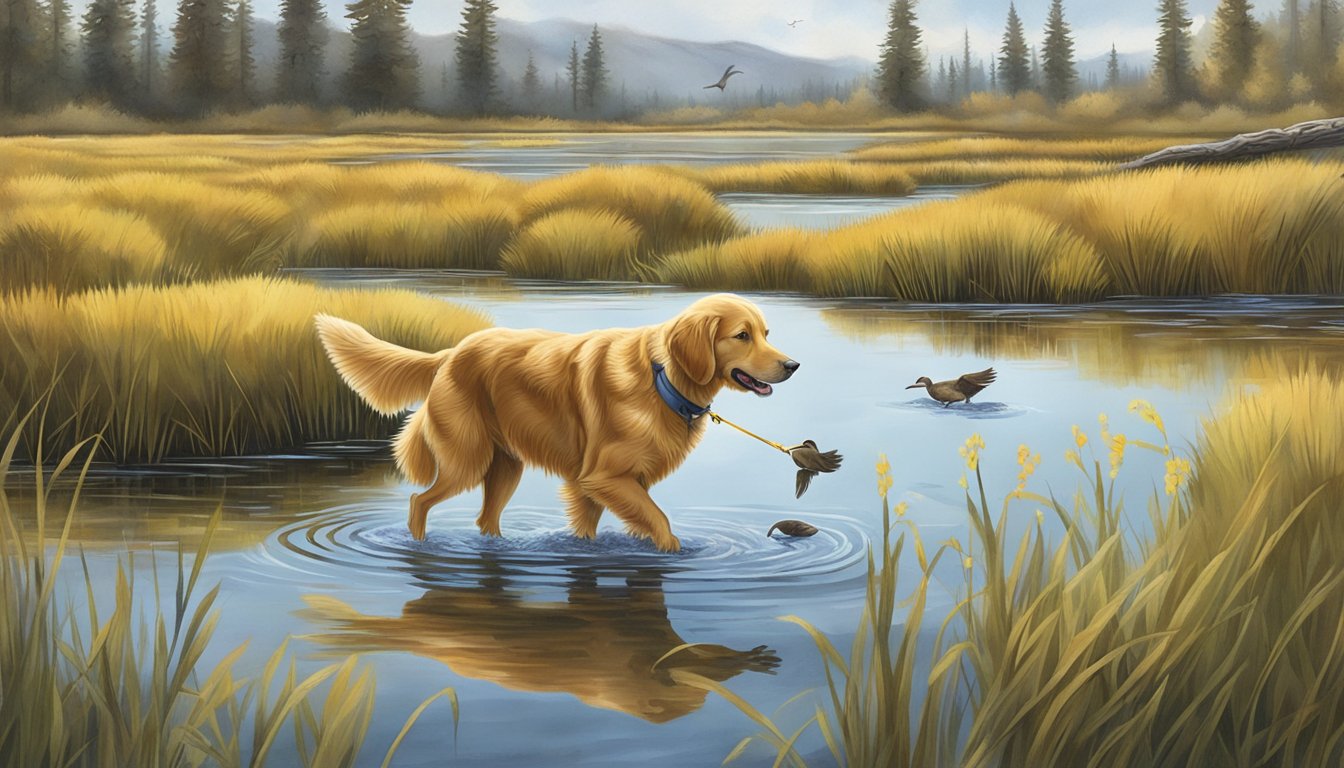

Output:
xmin=314 ymin=314 xmax=450 ymax=415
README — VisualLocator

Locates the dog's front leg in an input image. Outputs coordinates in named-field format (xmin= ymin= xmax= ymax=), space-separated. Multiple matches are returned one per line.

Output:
xmin=578 ymin=474 xmax=680 ymax=553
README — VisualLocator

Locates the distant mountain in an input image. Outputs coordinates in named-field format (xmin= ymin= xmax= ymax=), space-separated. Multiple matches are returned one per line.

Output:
xmin=241 ymin=16 xmax=871 ymax=108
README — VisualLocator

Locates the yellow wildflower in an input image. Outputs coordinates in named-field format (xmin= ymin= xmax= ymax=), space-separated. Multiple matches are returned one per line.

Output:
xmin=1108 ymin=433 xmax=1127 ymax=479
xmin=1129 ymin=399 xmax=1167 ymax=437
xmin=1065 ymin=448 xmax=1082 ymax=469
xmin=959 ymin=433 xmax=985 ymax=471
xmin=1164 ymin=456 xmax=1192 ymax=496
xmin=894 ymin=501 xmax=908 ymax=517
xmin=957 ymin=474 xmax=968 ymax=490
xmin=876 ymin=453 xmax=893 ymax=498
xmin=1014 ymin=444 xmax=1040 ymax=493
xmin=1071 ymin=424 xmax=1087 ymax=449
xmin=963 ymin=555 xmax=974 ymax=570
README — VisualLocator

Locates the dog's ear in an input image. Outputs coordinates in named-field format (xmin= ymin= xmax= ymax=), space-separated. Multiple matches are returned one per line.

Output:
xmin=667 ymin=311 xmax=721 ymax=386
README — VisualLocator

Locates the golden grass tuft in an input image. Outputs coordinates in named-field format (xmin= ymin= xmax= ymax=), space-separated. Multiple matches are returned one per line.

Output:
xmin=295 ymin=197 xmax=520 ymax=270
xmin=501 ymin=209 xmax=646 ymax=281
xmin=520 ymin=166 xmax=743 ymax=255
xmin=658 ymin=228 xmax=820 ymax=293
xmin=664 ymin=160 xmax=917 ymax=195
xmin=0 ymin=205 xmax=169 ymax=293
xmin=0 ymin=277 xmax=491 ymax=463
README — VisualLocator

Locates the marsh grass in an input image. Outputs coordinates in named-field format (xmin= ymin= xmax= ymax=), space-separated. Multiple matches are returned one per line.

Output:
xmin=656 ymin=159 xmax=1344 ymax=301
xmin=0 ymin=277 xmax=491 ymax=462
xmin=519 ymin=166 xmax=744 ymax=256
xmin=501 ymin=209 xmax=648 ymax=281
xmin=723 ymin=368 xmax=1344 ymax=766
xmin=662 ymin=160 xmax=918 ymax=195
xmin=0 ymin=412 xmax=456 ymax=767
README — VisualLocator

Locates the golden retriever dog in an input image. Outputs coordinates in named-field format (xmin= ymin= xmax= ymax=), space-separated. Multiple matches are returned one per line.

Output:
xmin=314 ymin=294 xmax=797 ymax=551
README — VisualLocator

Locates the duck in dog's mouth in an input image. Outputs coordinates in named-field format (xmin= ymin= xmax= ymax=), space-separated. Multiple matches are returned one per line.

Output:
xmin=732 ymin=368 xmax=774 ymax=397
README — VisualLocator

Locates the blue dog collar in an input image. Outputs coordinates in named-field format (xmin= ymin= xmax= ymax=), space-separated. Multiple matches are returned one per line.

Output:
xmin=652 ymin=362 xmax=710 ymax=424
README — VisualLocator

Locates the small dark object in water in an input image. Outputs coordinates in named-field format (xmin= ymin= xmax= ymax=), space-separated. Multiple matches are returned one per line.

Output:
xmin=768 ymin=520 xmax=819 ymax=538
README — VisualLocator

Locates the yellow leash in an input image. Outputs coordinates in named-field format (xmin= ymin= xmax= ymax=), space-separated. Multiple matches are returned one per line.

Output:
xmin=707 ymin=410 xmax=794 ymax=455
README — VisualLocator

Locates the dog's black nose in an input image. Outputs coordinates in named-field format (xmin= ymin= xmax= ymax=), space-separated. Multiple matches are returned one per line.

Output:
xmin=782 ymin=360 xmax=800 ymax=374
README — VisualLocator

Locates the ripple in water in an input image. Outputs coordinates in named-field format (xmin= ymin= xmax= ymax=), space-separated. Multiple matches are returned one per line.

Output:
xmin=246 ymin=501 xmax=871 ymax=601
xmin=882 ymin=399 xmax=1034 ymax=419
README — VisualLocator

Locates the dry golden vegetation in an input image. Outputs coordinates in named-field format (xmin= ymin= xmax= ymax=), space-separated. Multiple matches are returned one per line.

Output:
xmin=0 ymin=426 xmax=456 ymax=767
xmin=0 ymin=277 xmax=490 ymax=463
xmin=660 ymin=160 xmax=918 ymax=195
xmin=4 ymin=135 xmax=1344 ymax=305
xmin=501 ymin=209 xmax=647 ymax=281
xmin=657 ymin=159 xmax=1344 ymax=301
xmin=724 ymin=365 xmax=1344 ymax=766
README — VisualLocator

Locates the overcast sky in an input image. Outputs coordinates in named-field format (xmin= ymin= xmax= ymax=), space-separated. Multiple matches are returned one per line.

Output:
xmin=117 ymin=1 xmax=1269 ymax=62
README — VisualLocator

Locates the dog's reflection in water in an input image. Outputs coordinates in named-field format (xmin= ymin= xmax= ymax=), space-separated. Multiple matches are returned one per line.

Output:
xmin=300 ymin=564 xmax=780 ymax=723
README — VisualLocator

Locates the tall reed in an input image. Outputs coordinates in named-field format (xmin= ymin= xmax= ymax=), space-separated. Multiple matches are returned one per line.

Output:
xmin=0 ymin=413 xmax=456 ymax=767
xmin=721 ymin=366 xmax=1344 ymax=766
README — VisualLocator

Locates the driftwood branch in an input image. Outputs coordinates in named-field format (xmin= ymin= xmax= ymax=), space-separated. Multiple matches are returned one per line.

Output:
xmin=1118 ymin=116 xmax=1344 ymax=171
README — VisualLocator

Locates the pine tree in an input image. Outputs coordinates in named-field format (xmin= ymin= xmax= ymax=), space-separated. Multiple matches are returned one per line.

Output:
xmin=1030 ymin=44 xmax=1040 ymax=87
xmin=875 ymin=0 xmax=926 ymax=111
xmin=82 ymin=0 xmax=139 ymax=105
xmin=169 ymin=0 xmax=231 ymax=109
xmin=565 ymin=39 xmax=579 ymax=113
xmin=454 ymin=0 xmax=498 ymax=115
xmin=50 ymin=0 xmax=73 ymax=91
xmin=521 ymin=50 xmax=539 ymax=100
xmin=140 ymin=0 xmax=157 ymax=99
xmin=580 ymin=23 xmax=607 ymax=112
xmin=1209 ymin=0 xmax=1259 ymax=98
xmin=1155 ymin=0 xmax=1197 ymax=103
xmin=1041 ymin=0 xmax=1077 ymax=103
xmin=1106 ymin=43 xmax=1121 ymax=89
xmin=962 ymin=27 xmax=973 ymax=97
xmin=2 ymin=0 xmax=42 ymax=108
xmin=232 ymin=0 xmax=254 ymax=102
xmin=345 ymin=0 xmax=419 ymax=110
xmin=947 ymin=58 xmax=959 ymax=102
xmin=276 ymin=0 xmax=326 ymax=102
xmin=998 ymin=2 xmax=1030 ymax=95
xmin=936 ymin=56 xmax=946 ymax=97
xmin=1303 ymin=0 xmax=1340 ymax=84
xmin=1286 ymin=0 xmax=1302 ymax=74
xmin=989 ymin=57 xmax=997 ymax=91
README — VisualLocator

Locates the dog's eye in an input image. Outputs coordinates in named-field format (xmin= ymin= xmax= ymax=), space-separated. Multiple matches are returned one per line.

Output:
xmin=734 ymin=331 xmax=750 ymax=341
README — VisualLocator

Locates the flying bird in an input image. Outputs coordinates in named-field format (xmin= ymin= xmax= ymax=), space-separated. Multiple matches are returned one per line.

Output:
xmin=788 ymin=19 xmax=805 ymax=27
xmin=905 ymin=368 xmax=997 ymax=408
xmin=787 ymin=440 xmax=843 ymax=498
xmin=703 ymin=65 xmax=743 ymax=91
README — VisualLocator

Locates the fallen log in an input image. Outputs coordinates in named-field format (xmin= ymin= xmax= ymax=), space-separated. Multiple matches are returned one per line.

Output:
xmin=1117 ymin=116 xmax=1344 ymax=171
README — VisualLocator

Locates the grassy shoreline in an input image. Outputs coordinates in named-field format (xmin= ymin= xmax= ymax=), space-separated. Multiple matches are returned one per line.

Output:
xmin=4 ymin=134 xmax=1343 ymax=304
xmin=0 ymin=277 xmax=490 ymax=463
xmin=722 ymin=365 xmax=1344 ymax=766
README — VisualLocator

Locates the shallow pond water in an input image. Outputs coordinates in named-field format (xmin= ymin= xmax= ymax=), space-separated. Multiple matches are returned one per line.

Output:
xmin=388 ymin=132 xmax=897 ymax=179
xmin=20 ymin=271 xmax=1344 ymax=767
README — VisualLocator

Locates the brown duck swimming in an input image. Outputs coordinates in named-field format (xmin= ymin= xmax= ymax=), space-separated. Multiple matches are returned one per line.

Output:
xmin=906 ymin=367 xmax=997 ymax=407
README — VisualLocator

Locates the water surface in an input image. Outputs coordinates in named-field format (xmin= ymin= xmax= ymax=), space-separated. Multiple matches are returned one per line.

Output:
xmin=21 ymin=271 xmax=1344 ymax=767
